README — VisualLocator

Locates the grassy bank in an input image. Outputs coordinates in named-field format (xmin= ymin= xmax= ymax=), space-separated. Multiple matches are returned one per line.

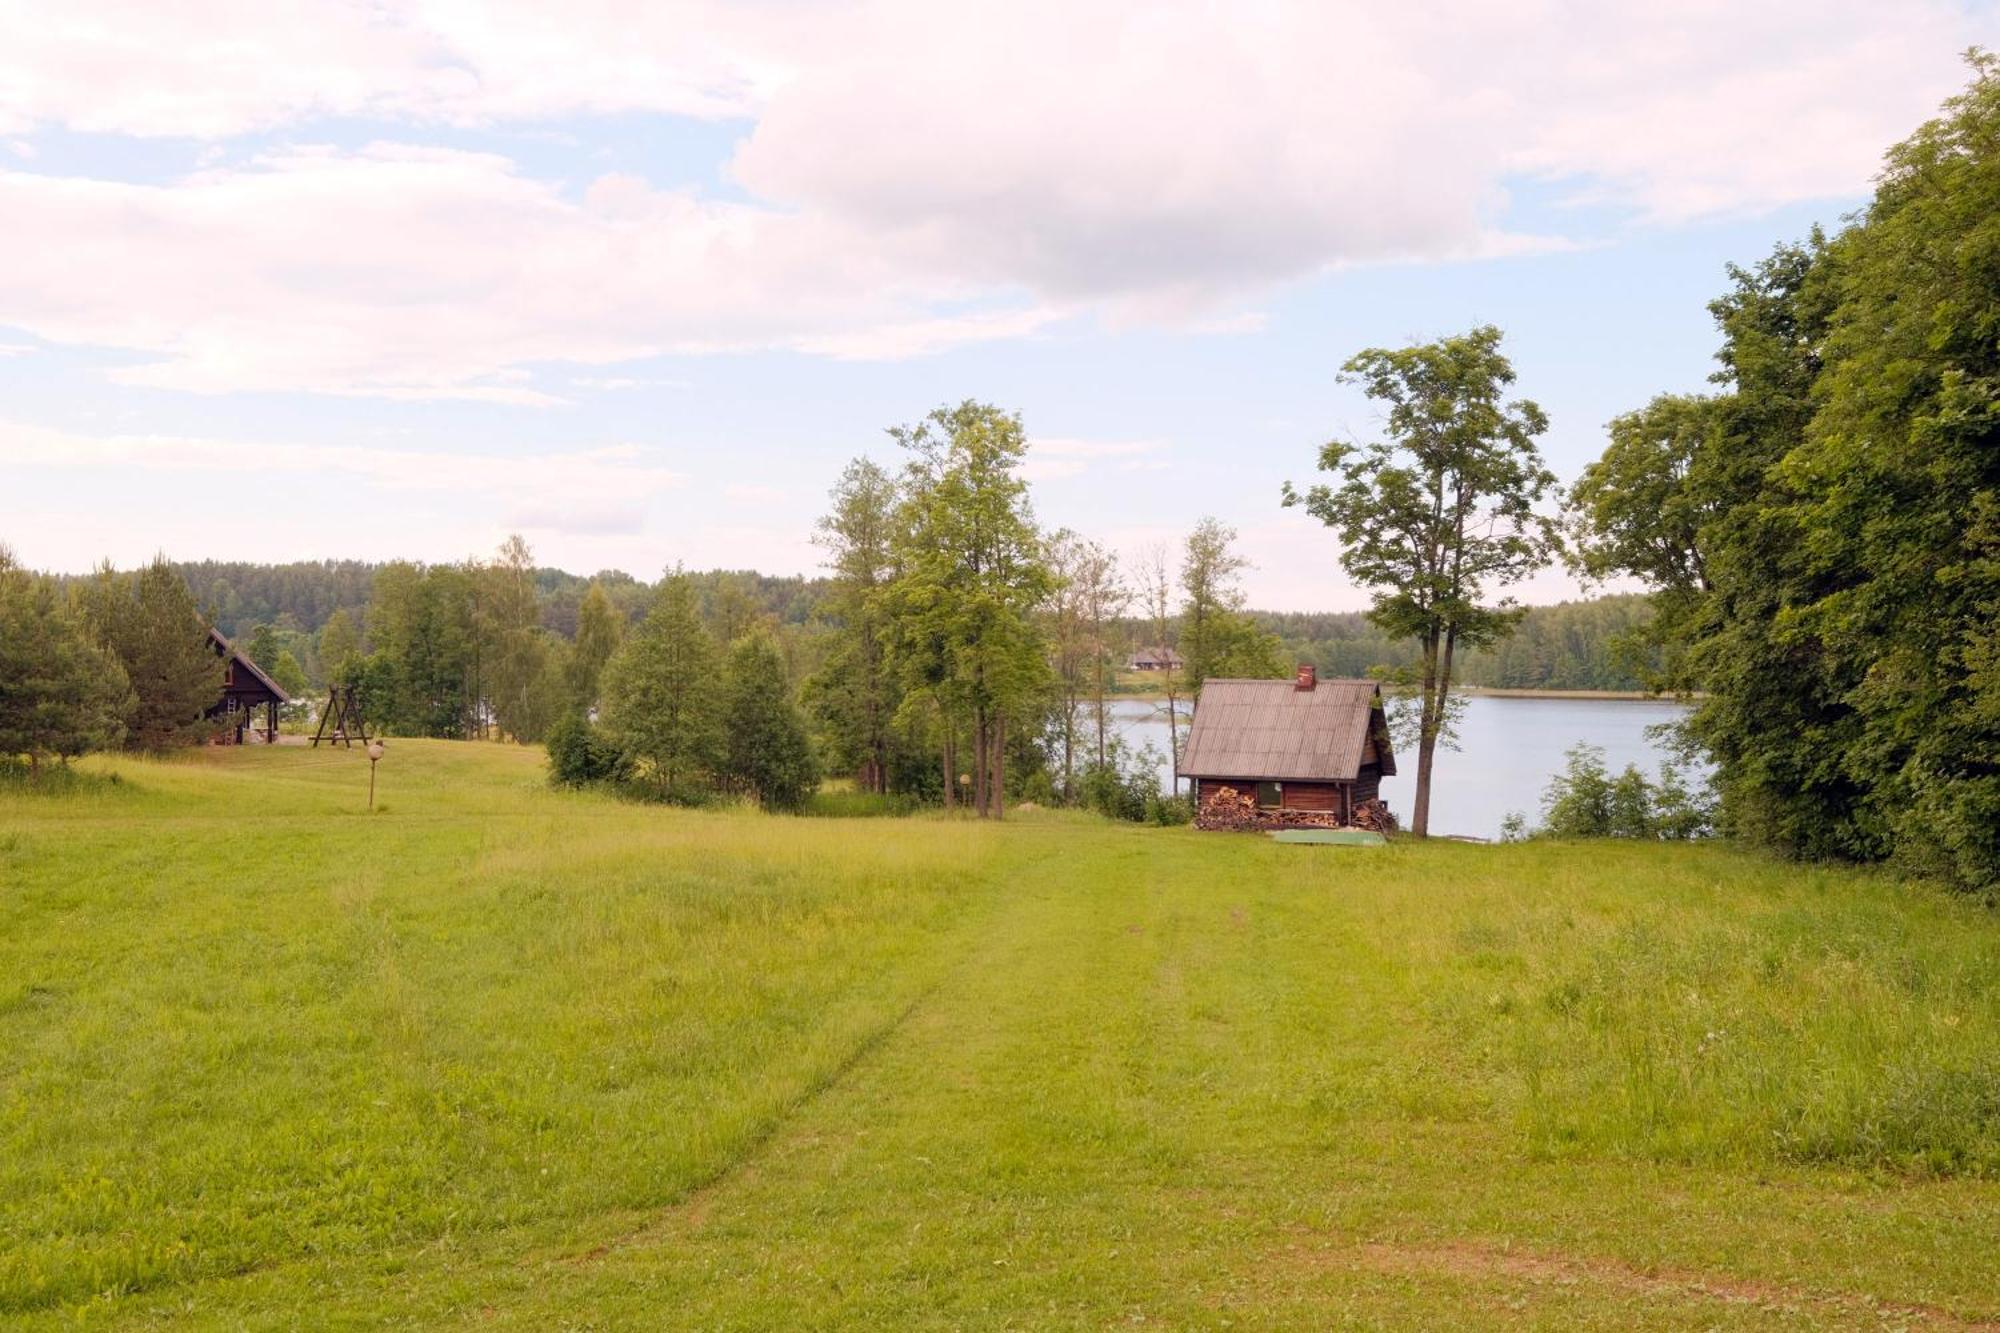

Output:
xmin=3 ymin=743 xmax=1998 ymax=1327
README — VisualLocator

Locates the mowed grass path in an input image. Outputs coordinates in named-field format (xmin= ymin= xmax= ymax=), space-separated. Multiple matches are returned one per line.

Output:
xmin=3 ymin=743 xmax=1999 ymax=1328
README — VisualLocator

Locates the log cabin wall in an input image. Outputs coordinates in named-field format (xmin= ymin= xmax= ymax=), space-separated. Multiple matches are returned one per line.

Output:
xmin=1279 ymin=782 xmax=1342 ymax=813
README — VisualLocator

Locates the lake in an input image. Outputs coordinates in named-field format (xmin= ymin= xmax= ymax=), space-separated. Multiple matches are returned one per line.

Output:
xmin=1106 ymin=694 xmax=1692 ymax=840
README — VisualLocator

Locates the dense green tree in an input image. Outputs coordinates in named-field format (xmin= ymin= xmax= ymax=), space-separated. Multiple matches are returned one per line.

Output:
xmin=317 ymin=608 xmax=360 ymax=686
xmin=544 ymin=710 xmax=632 ymax=788
xmin=568 ymin=580 xmax=624 ymax=712
xmin=1178 ymin=517 xmax=1285 ymax=697
xmin=361 ymin=562 xmax=479 ymax=738
xmin=598 ymin=572 xmax=724 ymax=796
xmin=880 ymin=402 xmax=1052 ymax=819
xmin=76 ymin=556 xmax=224 ymax=750
xmin=0 ymin=549 xmax=131 ymax=772
xmin=1569 ymin=56 xmax=2000 ymax=889
xmin=1284 ymin=325 xmax=1559 ymax=836
xmin=805 ymin=457 xmax=904 ymax=794
xmin=721 ymin=634 xmax=821 ymax=812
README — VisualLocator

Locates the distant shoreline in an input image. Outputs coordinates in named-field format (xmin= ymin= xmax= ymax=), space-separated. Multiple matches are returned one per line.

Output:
xmin=1110 ymin=686 xmax=1691 ymax=704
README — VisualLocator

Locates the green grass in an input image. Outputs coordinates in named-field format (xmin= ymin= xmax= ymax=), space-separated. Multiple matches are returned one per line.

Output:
xmin=3 ymin=742 xmax=1999 ymax=1328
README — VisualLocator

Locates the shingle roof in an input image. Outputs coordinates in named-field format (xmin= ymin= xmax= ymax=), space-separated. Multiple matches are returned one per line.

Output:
xmin=1178 ymin=677 xmax=1393 ymax=782
xmin=210 ymin=627 xmax=293 ymax=704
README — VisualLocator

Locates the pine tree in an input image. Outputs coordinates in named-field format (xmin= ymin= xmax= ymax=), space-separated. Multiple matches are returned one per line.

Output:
xmin=722 ymin=634 xmax=821 ymax=812
xmin=598 ymin=572 xmax=724 ymax=796
xmin=0 ymin=550 xmax=131 ymax=773
xmin=76 ymin=556 xmax=225 ymax=750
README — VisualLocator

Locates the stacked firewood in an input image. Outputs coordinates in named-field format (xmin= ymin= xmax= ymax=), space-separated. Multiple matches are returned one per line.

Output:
xmin=1195 ymin=784 xmax=1400 ymax=834
xmin=1349 ymin=798 xmax=1398 ymax=833
xmin=1195 ymin=784 xmax=1266 ymax=831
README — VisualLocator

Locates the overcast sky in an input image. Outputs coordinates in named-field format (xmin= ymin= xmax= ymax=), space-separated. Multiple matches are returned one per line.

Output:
xmin=3 ymin=1 xmax=1994 ymax=609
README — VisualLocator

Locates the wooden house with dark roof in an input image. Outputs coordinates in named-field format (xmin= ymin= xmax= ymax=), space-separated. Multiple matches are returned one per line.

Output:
xmin=1178 ymin=666 xmax=1395 ymax=824
xmin=206 ymin=628 xmax=291 ymax=744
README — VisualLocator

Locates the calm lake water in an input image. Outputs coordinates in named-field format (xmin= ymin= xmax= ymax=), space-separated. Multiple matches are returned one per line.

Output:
xmin=1107 ymin=694 xmax=1691 ymax=840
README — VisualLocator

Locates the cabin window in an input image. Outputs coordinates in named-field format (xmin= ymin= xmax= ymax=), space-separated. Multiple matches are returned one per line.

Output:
xmin=1255 ymin=781 xmax=1282 ymax=809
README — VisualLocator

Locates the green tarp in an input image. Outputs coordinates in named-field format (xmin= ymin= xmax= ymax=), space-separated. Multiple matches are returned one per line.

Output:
xmin=1267 ymin=829 xmax=1387 ymax=847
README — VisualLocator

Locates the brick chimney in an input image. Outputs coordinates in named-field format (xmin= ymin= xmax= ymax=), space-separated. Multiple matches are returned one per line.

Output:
xmin=1295 ymin=663 xmax=1317 ymax=691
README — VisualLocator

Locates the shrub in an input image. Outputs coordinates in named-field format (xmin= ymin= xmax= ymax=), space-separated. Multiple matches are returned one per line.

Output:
xmin=545 ymin=711 xmax=632 ymax=789
xmin=1517 ymin=743 xmax=1715 ymax=840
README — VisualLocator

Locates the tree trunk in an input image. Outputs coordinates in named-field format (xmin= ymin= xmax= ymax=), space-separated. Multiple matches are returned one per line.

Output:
xmin=1411 ymin=633 xmax=1441 ymax=838
xmin=972 ymin=707 xmax=988 ymax=818
xmin=940 ymin=711 xmax=955 ymax=811
xmin=992 ymin=712 xmax=1006 ymax=820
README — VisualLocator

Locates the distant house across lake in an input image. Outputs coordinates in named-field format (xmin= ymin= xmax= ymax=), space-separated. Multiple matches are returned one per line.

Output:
xmin=1127 ymin=645 xmax=1183 ymax=672
xmin=1180 ymin=666 xmax=1395 ymax=828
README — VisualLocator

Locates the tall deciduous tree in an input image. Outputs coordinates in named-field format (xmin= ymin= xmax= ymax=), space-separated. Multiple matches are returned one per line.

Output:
xmin=1076 ymin=538 xmax=1129 ymax=771
xmin=722 ymin=633 xmax=821 ymax=812
xmin=1178 ymin=517 xmax=1285 ymax=698
xmin=568 ymin=580 xmax=624 ymax=712
xmin=363 ymin=561 xmax=478 ymax=738
xmin=806 ymin=457 xmax=901 ymax=793
xmin=76 ymin=556 xmax=224 ymax=750
xmin=1284 ymin=325 xmax=1558 ymax=836
xmin=0 ymin=549 xmax=130 ymax=773
xmin=1570 ymin=55 xmax=2000 ymax=889
xmin=317 ymin=608 xmax=360 ymax=686
xmin=881 ymin=401 xmax=1051 ymax=819
xmin=1138 ymin=543 xmax=1185 ymax=768
xmin=599 ymin=571 xmax=724 ymax=796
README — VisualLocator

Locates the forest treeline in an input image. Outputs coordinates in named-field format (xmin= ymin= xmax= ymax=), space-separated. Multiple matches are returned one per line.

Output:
xmin=158 ymin=560 xmax=1656 ymax=695
xmin=8 ymin=58 xmax=1993 ymax=884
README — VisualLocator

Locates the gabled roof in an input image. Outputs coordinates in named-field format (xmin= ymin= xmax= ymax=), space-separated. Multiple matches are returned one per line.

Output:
xmin=209 ymin=627 xmax=293 ymax=704
xmin=1178 ymin=677 xmax=1395 ymax=782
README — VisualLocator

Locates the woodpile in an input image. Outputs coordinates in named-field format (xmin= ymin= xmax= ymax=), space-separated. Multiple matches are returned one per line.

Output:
xmin=1349 ymin=798 xmax=1397 ymax=834
xmin=1196 ymin=784 xmax=1396 ymax=834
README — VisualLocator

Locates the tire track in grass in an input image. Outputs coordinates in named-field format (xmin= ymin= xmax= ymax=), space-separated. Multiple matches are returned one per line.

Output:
xmin=558 ymin=973 xmax=949 ymax=1265
xmin=1273 ymin=1235 xmax=2000 ymax=1330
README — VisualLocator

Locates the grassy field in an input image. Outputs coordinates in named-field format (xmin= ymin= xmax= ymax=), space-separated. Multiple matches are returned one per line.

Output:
xmin=3 ymin=743 xmax=1999 ymax=1328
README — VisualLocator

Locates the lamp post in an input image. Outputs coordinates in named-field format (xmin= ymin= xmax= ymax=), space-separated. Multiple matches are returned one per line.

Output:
xmin=366 ymin=740 xmax=385 ymax=811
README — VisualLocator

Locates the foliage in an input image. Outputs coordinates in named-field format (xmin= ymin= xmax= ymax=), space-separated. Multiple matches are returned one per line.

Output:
xmin=361 ymin=561 xmax=480 ymax=738
xmin=74 ymin=556 xmax=222 ymax=750
xmin=1511 ymin=743 xmax=1716 ymax=840
xmin=316 ymin=607 xmax=360 ymax=687
xmin=598 ymin=572 xmax=724 ymax=796
xmin=1077 ymin=738 xmax=1175 ymax=823
xmin=805 ymin=457 xmax=905 ymax=794
xmin=543 ymin=710 xmax=633 ymax=788
xmin=0 ymin=549 xmax=130 ymax=770
xmin=879 ymin=401 xmax=1052 ymax=818
xmin=721 ymin=634 xmax=822 ymax=812
xmin=567 ymin=580 xmax=623 ymax=712
xmin=1177 ymin=517 xmax=1286 ymax=696
xmin=1568 ymin=57 xmax=2000 ymax=890
xmin=1284 ymin=324 xmax=1559 ymax=835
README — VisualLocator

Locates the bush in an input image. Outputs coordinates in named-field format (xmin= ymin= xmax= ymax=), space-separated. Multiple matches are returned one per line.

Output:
xmin=545 ymin=712 xmax=632 ymax=789
xmin=1513 ymin=743 xmax=1716 ymax=840
xmin=1077 ymin=739 xmax=1172 ymax=824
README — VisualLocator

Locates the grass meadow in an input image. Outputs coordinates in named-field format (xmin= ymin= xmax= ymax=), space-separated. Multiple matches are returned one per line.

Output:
xmin=3 ymin=741 xmax=1999 ymax=1328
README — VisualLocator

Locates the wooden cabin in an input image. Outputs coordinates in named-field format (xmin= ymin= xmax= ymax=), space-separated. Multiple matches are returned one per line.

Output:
xmin=206 ymin=628 xmax=291 ymax=744
xmin=1127 ymin=645 xmax=1184 ymax=672
xmin=1179 ymin=666 xmax=1396 ymax=825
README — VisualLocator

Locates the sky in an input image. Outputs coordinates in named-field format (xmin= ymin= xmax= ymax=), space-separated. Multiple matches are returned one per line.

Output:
xmin=2 ymin=1 xmax=1995 ymax=610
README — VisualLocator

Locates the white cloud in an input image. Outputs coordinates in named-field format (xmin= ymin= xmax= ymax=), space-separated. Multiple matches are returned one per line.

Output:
xmin=0 ymin=342 xmax=35 ymax=356
xmin=0 ymin=418 xmax=684 ymax=510
xmin=0 ymin=146 xmax=1045 ymax=400
xmin=0 ymin=2 xmax=1987 ymax=398
xmin=1022 ymin=437 xmax=1168 ymax=482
